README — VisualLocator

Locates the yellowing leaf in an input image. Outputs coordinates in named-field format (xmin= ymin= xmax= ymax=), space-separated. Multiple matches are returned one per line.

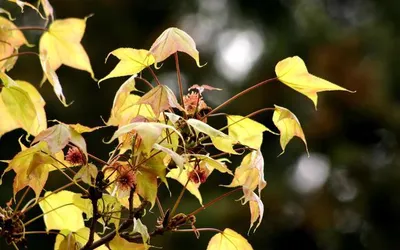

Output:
xmin=68 ymin=123 xmax=105 ymax=134
xmin=32 ymin=123 xmax=88 ymax=159
xmin=153 ymin=143 xmax=184 ymax=171
xmin=40 ymin=50 xmax=70 ymax=106
xmin=0 ymin=8 xmax=15 ymax=20
xmin=224 ymin=150 xmax=266 ymax=196
xmin=107 ymin=122 xmax=184 ymax=156
xmin=136 ymin=165 xmax=158 ymax=208
xmin=54 ymin=227 xmax=108 ymax=250
xmin=227 ymin=115 xmax=277 ymax=150
xmin=275 ymin=56 xmax=353 ymax=109
xmin=0 ymin=77 xmax=47 ymax=137
xmin=99 ymin=48 xmax=154 ymax=83
xmin=149 ymin=27 xmax=203 ymax=68
xmin=132 ymin=218 xmax=150 ymax=245
xmin=137 ymin=85 xmax=184 ymax=116
xmin=185 ymin=154 xmax=232 ymax=175
xmin=109 ymin=235 xmax=148 ymax=250
xmin=73 ymin=163 xmax=97 ymax=185
xmin=39 ymin=190 xmax=85 ymax=232
xmin=9 ymin=0 xmax=46 ymax=19
xmin=187 ymin=118 xmax=238 ymax=155
xmin=107 ymin=76 xmax=155 ymax=126
xmin=272 ymin=105 xmax=308 ymax=156
xmin=0 ymin=16 xmax=29 ymax=71
xmin=167 ymin=166 xmax=203 ymax=205
xmin=207 ymin=228 xmax=253 ymax=250
xmin=39 ymin=17 xmax=94 ymax=78
xmin=39 ymin=0 xmax=54 ymax=21
xmin=242 ymin=189 xmax=264 ymax=233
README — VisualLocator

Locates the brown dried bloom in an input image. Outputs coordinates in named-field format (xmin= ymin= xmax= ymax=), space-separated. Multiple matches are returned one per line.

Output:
xmin=115 ymin=163 xmax=136 ymax=191
xmin=65 ymin=147 xmax=85 ymax=165
xmin=183 ymin=92 xmax=209 ymax=115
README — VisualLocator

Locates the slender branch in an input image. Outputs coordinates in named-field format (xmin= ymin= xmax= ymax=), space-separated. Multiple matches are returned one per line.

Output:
xmin=156 ymin=196 xmax=165 ymax=218
xmin=188 ymin=187 xmax=241 ymax=217
xmin=170 ymin=179 xmax=190 ymax=218
xmin=88 ymin=152 xmax=109 ymax=166
xmin=173 ymin=228 xmax=222 ymax=233
xmin=14 ymin=187 xmax=30 ymax=212
xmin=203 ymin=77 xmax=277 ymax=120
xmin=15 ymin=231 xmax=64 ymax=236
xmin=82 ymin=191 xmax=101 ymax=249
xmin=49 ymin=163 xmax=87 ymax=193
xmin=10 ymin=26 xmax=48 ymax=32
xmin=147 ymin=67 xmax=161 ymax=86
xmin=24 ymin=203 xmax=74 ymax=226
xmin=0 ymin=52 xmax=40 ymax=63
xmin=136 ymin=76 xmax=154 ymax=89
xmin=174 ymin=53 xmax=185 ymax=109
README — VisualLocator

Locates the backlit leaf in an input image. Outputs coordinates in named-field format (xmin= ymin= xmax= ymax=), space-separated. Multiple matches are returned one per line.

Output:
xmin=149 ymin=27 xmax=202 ymax=67
xmin=39 ymin=190 xmax=85 ymax=232
xmin=73 ymin=163 xmax=97 ymax=185
xmin=242 ymin=189 xmax=264 ymax=233
xmin=99 ymin=48 xmax=154 ymax=83
xmin=109 ymin=235 xmax=148 ymax=250
xmin=187 ymin=118 xmax=238 ymax=154
xmin=132 ymin=218 xmax=150 ymax=245
xmin=9 ymin=0 xmax=46 ymax=19
xmin=39 ymin=0 xmax=54 ymax=21
xmin=136 ymin=165 xmax=158 ymax=208
xmin=275 ymin=56 xmax=353 ymax=109
xmin=68 ymin=123 xmax=105 ymax=134
xmin=39 ymin=17 xmax=94 ymax=79
xmin=207 ymin=228 xmax=253 ymax=250
xmin=137 ymin=85 xmax=184 ymax=116
xmin=272 ymin=105 xmax=308 ymax=156
xmin=227 ymin=115 xmax=277 ymax=150
xmin=167 ymin=166 xmax=203 ymax=205
xmin=54 ymin=227 xmax=108 ymax=250
xmin=40 ymin=50 xmax=69 ymax=106
xmin=224 ymin=150 xmax=266 ymax=196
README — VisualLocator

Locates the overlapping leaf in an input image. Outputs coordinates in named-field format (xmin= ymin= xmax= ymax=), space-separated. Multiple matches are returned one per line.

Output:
xmin=227 ymin=115 xmax=277 ymax=149
xmin=242 ymin=189 xmax=264 ymax=233
xmin=0 ymin=76 xmax=47 ymax=136
xmin=187 ymin=118 xmax=238 ymax=154
xmin=275 ymin=56 xmax=353 ymax=109
xmin=109 ymin=235 xmax=148 ymax=250
xmin=272 ymin=105 xmax=308 ymax=156
xmin=137 ymin=85 xmax=184 ymax=116
xmin=99 ymin=48 xmax=154 ymax=83
xmin=149 ymin=27 xmax=202 ymax=67
xmin=54 ymin=227 xmax=108 ymax=250
xmin=39 ymin=190 xmax=85 ymax=232
xmin=207 ymin=228 xmax=253 ymax=250
xmin=39 ymin=17 xmax=94 ymax=78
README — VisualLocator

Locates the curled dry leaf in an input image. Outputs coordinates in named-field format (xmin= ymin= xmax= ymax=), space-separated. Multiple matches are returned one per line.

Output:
xmin=275 ymin=56 xmax=354 ymax=109
xmin=272 ymin=105 xmax=308 ymax=156
xmin=149 ymin=27 xmax=203 ymax=68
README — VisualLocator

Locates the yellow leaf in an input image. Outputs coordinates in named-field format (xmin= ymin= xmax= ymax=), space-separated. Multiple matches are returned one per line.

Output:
xmin=39 ymin=0 xmax=54 ymax=21
xmin=54 ymin=227 xmax=108 ymax=250
xmin=39 ymin=17 xmax=94 ymax=78
xmin=227 ymin=115 xmax=277 ymax=150
xmin=107 ymin=76 xmax=155 ymax=126
xmin=136 ymin=166 xmax=158 ymax=208
xmin=0 ymin=16 xmax=29 ymax=71
xmin=0 ymin=8 xmax=15 ymax=20
xmin=224 ymin=150 xmax=266 ymax=196
xmin=73 ymin=163 xmax=97 ymax=185
xmin=272 ymin=105 xmax=308 ymax=156
xmin=40 ymin=51 xmax=69 ymax=106
xmin=68 ymin=123 xmax=105 ymax=134
xmin=8 ymin=0 xmax=46 ymax=19
xmin=137 ymin=85 xmax=184 ymax=116
xmin=99 ymin=48 xmax=154 ymax=83
xmin=149 ymin=27 xmax=203 ymax=68
xmin=241 ymin=189 xmax=264 ymax=233
xmin=0 ymin=79 xmax=47 ymax=136
xmin=39 ymin=190 xmax=85 ymax=232
xmin=275 ymin=56 xmax=354 ymax=109
xmin=185 ymin=154 xmax=232 ymax=175
xmin=207 ymin=228 xmax=253 ymax=250
xmin=187 ymin=118 xmax=238 ymax=155
xmin=167 ymin=166 xmax=203 ymax=205
xmin=109 ymin=235 xmax=148 ymax=250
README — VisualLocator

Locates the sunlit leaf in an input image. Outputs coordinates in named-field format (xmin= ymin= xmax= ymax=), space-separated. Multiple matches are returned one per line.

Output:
xmin=153 ymin=143 xmax=184 ymax=171
xmin=186 ymin=118 xmax=238 ymax=154
xmin=40 ymin=50 xmax=69 ymax=106
xmin=242 ymin=188 xmax=264 ymax=233
xmin=167 ymin=166 xmax=203 ymax=205
xmin=107 ymin=75 xmax=155 ymax=126
xmin=74 ymin=163 xmax=97 ymax=185
xmin=132 ymin=218 xmax=150 ymax=245
xmin=106 ymin=122 xmax=184 ymax=156
xmin=0 ymin=16 xmax=29 ymax=71
xmin=0 ymin=78 xmax=47 ymax=137
xmin=149 ymin=27 xmax=203 ymax=68
xmin=39 ymin=190 xmax=85 ymax=232
xmin=54 ymin=227 xmax=108 ymax=250
xmin=99 ymin=48 xmax=154 ymax=83
xmin=39 ymin=17 xmax=94 ymax=79
xmin=188 ymin=84 xmax=221 ymax=94
xmin=109 ymin=235 xmax=148 ymax=250
xmin=32 ymin=123 xmax=88 ymax=159
xmin=39 ymin=0 xmax=54 ymax=21
xmin=185 ymin=154 xmax=232 ymax=175
xmin=224 ymin=150 xmax=266 ymax=196
xmin=0 ymin=8 xmax=15 ymax=20
xmin=137 ymin=85 xmax=184 ymax=116
xmin=272 ymin=105 xmax=308 ymax=156
xmin=227 ymin=115 xmax=277 ymax=150
xmin=275 ymin=56 xmax=354 ymax=109
xmin=207 ymin=228 xmax=253 ymax=250
xmin=136 ymin=165 xmax=158 ymax=208
xmin=68 ymin=123 xmax=105 ymax=134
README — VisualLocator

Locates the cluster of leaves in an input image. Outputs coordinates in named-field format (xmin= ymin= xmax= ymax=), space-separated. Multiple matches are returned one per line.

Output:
xmin=0 ymin=1 xmax=353 ymax=250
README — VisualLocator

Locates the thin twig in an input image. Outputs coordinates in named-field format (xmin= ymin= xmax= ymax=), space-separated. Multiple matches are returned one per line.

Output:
xmin=147 ymin=67 xmax=161 ymax=86
xmin=0 ymin=52 xmax=39 ymax=63
xmin=174 ymin=53 xmax=185 ymax=109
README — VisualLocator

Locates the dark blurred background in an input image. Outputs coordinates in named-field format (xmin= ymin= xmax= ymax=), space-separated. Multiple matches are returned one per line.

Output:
xmin=1 ymin=0 xmax=400 ymax=249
